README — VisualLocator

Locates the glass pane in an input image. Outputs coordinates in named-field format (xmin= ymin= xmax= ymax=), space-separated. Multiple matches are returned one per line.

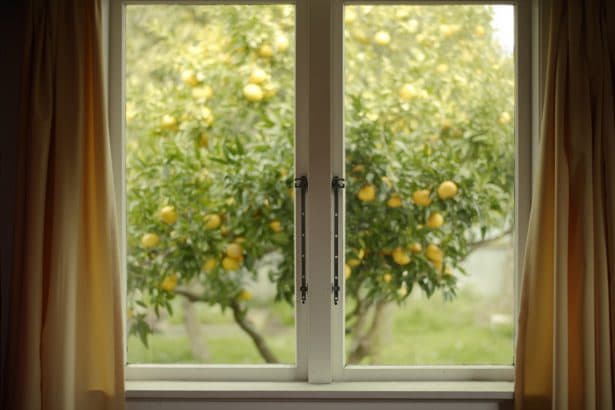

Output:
xmin=125 ymin=5 xmax=296 ymax=365
xmin=343 ymin=5 xmax=515 ymax=365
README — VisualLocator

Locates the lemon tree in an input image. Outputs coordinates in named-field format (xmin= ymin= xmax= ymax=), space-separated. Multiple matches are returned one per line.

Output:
xmin=125 ymin=5 xmax=514 ymax=364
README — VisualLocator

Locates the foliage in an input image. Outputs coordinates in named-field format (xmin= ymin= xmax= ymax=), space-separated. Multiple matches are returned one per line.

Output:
xmin=125 ymin=5 xmax=514 ymax=362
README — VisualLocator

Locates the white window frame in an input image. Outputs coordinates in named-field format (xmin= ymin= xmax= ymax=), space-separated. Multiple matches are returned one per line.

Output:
xmin=107 ymin=0 xmax=537 ymax=385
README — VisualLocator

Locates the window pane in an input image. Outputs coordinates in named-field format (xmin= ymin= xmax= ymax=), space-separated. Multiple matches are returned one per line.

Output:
xmin=343 ymin=5 xmax=515 ymax=365
xmin=125 ymin=5 xmax=296 ymax=365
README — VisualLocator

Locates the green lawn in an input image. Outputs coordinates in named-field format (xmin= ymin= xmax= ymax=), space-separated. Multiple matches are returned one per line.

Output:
xmin=362 ymin=292 xmax=514 ymax=365
xmin=128 ymin=290 xmax=513 ymax=365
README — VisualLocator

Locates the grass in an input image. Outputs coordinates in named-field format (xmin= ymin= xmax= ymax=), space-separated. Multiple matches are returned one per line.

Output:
xmin=356 ymin=291 xmax=513 ymax=365
xmin=128 ymin=289 xmax=512 ymax=365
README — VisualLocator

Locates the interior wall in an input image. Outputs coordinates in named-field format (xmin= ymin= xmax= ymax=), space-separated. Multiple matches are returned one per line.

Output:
xmin=0 ymin=0 xmax=25 ymax=399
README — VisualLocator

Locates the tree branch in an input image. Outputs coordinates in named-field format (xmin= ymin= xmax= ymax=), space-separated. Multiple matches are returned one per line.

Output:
xmin=174 ymin=288 xmax=279 ymax=364
xmin=174 ymin=288 xmax=206 ymax=303
xmin=469 ymin=229 xmax=512 ymax=252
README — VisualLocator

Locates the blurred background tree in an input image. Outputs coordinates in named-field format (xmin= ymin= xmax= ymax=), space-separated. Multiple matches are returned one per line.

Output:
xmin=125 ymin=4 xmax=514 ymax=364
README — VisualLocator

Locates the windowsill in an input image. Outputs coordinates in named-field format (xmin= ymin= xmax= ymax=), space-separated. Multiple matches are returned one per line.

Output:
xmin=125 ymin=381 xmax=514 ymax=400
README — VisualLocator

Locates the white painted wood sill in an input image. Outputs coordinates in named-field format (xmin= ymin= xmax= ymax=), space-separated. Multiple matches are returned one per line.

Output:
xmin=126 ymin=381 xmax=513 ymax=401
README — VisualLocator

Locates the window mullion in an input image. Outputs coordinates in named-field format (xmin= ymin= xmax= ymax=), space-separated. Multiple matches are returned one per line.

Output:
xmin=306 ymin=0 xmax=335 ymax=384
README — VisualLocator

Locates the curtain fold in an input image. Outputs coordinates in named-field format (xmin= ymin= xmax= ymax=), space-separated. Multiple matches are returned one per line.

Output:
xmin=3 ymin=1 xmax=124 ymax=409
xmin=515 ymin=0 xmax=615 ymax=409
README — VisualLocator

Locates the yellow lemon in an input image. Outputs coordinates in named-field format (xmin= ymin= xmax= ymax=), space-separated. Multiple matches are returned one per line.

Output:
xmin=199 ymin=132 xmax=209 ymax=149
xmin=202 ymin=258 xmax=217 ymax=273
xmin=436 ymin=64 xmax=448 ymax=73
xmin=126 ymin=101 xmax=137 ymax=123
xmin=181 ymin=70 xmax=198 ymax=86
xmin=383 ymin=273 xmax=393 ymax=283
xmin=220 ymin=225 xmax=230 ymax=236
xmin=439 ymin=24 xmax=456 ymax=37
xmin=160 ymin=206 xmax=178 ymax=225
xmin=344 ymin=264 xmax=352 ymax=279
xmin=141 ymin=233 xmax=160 ymax=248
xmin=160 ymin=274 xmax=178 ymax=292
xmin=161 ymin=115 xmax=177 ymax=130
xmin=243 ymin=84 xmax=264 ymax=102
xmin=347 ymin=258 xmax=361 ymax=268
xmin=269 ymin=220 xmax=282 ymax=233
xmin=275 ymin=35 xmax=289 ymax=52
xmin=249 ymin=68 xmax=268 ymax=84
xmin=353 ymin=29 xmax=369 ymax=44
xmin=192 ymin=85 xmax=213 ymax=100
xmin=352 ymin=164 xmax=365 ymax=173
xmin=498 ymin=111 xmax=512 ymax=125
xmin=392 ymin=247 xmax=411 ymax=266
xmin=357 ymin=184 xmax=377 ymax=202
xmin=263 ymin=83 xmax=278 ymax=98
xmin=234 ymin=236 xmax=246 ymax=244
xmin=397 ymin=286 xmax=408 ymax=297
xmin=438 ymin=181 xmax=458 ymax=199
xmin=412 ymin=189 xmax=432 ymax=206
xmin=387 ymin=194 xmax=403 ymax=208
xmin=381 ymin=176 xmax=392 ymax=188
xmin=474 ymin=25 xmax=486 ymax=37
xmin=408 ymin=242 xmax=422 ymax=254
xmin=427 ymin=212 xmax=444 ymax=229
xmin=426 ymin=244 xmax=443 ymax=262
xmin=222 ymin=256 xmax=241 ymax=271
xmin=344 ymin=9 xmax=357 ymax=24
xmin=374 ymin=31 xmax=391 ymax=46
xmin=238 ymin=289 xmax=253 ymax=301
xmin=258 ymin=44 xmax=273 ymax=58
xmin=200 ymin=107 xmax=214 ymax=126
xmin=357 ymin=248 xmax=365 ymax=260
xmin=204 ymin=214 xmax=222 ymax=229
xmin=399 ymin=83 xmax=416 ymax=101
xmin=226 ymin=243 xmax=243 ymax=259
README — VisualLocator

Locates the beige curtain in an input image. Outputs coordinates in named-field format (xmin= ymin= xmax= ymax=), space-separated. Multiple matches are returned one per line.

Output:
xmin=4 ymin=1 xmax=124 ymax=409
xmin=515 ymin=0 xmax=615 ymax=409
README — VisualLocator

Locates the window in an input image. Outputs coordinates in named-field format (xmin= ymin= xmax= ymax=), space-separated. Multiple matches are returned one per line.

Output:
xmin=109 ymin=0 xmax=533 ymax=383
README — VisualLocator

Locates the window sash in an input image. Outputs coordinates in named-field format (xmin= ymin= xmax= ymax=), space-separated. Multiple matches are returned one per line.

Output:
xmin=331 ymin=0 xmax=533 ymax=381
xmin=111 ymin=0 xmax=309 ymax=382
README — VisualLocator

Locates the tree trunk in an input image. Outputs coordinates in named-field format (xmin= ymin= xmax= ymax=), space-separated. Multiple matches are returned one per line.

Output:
xmin=367 ymin=302 xmax=394 ymax=364
xmin=347 ymin=300 xmax=393 ymax=364
xmin=182 ymin=297 xmax=210 ymax=362
xmin=230 ymin=300 xmax=279 ymax=363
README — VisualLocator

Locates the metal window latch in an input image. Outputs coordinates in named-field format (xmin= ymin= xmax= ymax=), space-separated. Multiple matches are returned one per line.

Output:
xmin=331 ymin=176 xmax=345 ymax=305
xmin=295 ymin=176 xmax=308 ymax=303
